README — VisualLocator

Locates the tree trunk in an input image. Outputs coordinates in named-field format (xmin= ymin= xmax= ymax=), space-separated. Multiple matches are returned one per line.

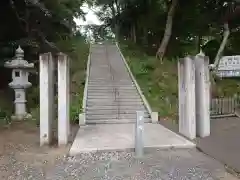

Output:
xmin=109 ymin=3 xmax=118 ymax=40
xmin=132 ymin=24 xmax=136 ymax=43
xmin=196 ymin=35 xmax=202 ymax=53
xmin=143 ymin=27 xmax=148 ymax=46
xmin=213 ymin=23 xmax=230 ymax=69
xmin=156 ymin=0 xmax=178 ymax=63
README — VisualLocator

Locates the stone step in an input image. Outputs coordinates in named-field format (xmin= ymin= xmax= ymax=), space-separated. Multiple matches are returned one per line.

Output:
xmin=87 ymin=100 xmax=143 ymax=103
xmin=87 ymin=95 xmax=140 ymax=98
xmin=87 ymin=101 xmax=144 ymax=106
xmin=88 ymin=83 xmax=133 ymax=86
xmin=88 ymin=85 xmax=135 ymax=88
xmin=86 ymin=106 xmax=146 ymax=111
xmin=88 ymin=80 xmax=132 ymax=83
xmin=86 ymin=118 xmax=151 ymax=124
xmin=86 ymin=112 xmax=149 ymax=116
xmin=87 ymin=90 xmax=138 ymax=94
xmin=86 ymin=109 xmax=148 ymax=115
xmin=87 ymin=98 xmax=143 ymax=103
xmin=87 ymin=89 xmax=137 ymax=93
xmin=87 ymin=98 xmax=142 ymax=102
xmin=88 ymin=86 xmax=135 ymax=89
xmin=89 ymin=78 xmax=131 ymax=81
xmin=88 ymin=87 xmax=136 ymax=90
xmin=87 ymin=91 xmax=139 ymax=95
xmin=90 ymin=73 xmax=129 ymax=75
xmin=87 ymin=92 xmax=138 ymax=95
xmin=86 ymin=113 xmax=149 ymax=120
xmin=87 ymin=89 xmax=136 ymax=92
xmin=87 ymin=95 xmax=140 ymax=99
xmin=89 ymin=80 xmax=132 ymax=83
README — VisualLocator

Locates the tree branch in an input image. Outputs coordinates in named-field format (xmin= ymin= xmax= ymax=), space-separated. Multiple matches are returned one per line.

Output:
xmin=212 ymin=23 xmax=230 ymax=70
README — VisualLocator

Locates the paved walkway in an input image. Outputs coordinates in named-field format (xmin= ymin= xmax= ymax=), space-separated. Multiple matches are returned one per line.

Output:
xmin=70 ymin=43 xmax=194 ymax=154
xmin=70 ymin=124 xmax=194 ymax=155
xmin=160 ymin=116 xmax=240 ymax=175
xmin=197 ymin=117 xmax=240 ymax=174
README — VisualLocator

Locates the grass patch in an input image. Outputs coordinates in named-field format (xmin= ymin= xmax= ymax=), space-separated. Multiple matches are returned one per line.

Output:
xmin=68 ymin=39 xmax=89 ymax=123
xmin=120 ymin=43 xmax=178 ymax=122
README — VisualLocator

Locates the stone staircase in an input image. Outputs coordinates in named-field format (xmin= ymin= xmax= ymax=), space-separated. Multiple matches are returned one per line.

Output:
xmin=86 ymin=43 xmax=151 ymax=124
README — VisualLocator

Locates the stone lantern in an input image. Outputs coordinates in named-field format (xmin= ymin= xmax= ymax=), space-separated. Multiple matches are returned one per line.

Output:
xmin=4 ymin=46 xmax=34 ymax=120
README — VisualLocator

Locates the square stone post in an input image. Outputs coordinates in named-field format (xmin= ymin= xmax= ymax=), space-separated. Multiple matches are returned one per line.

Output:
xmin=57 ymin=53 xmax=70 ymax=146
xmin=178 ymin=56 xmax=196 ymax=139
xmin=39 ymin=53 xmax=54 ymax=146
xmin=195 ymin=55 xmax=210 ymax=137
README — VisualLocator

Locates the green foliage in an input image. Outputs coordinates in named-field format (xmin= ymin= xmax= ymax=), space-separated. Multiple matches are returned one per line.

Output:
xmin=92 ymin=0 xmax=240 ymax=60
xmin=0 ymin=0 xmax=90 ymax=126
xmin=0 ymin=108 xmax=11 ymax=125
xmin=30 ymin=106 xmax=40 ymax=126
xmin=121 ymin=41 xmax=240 ymax=122
xmin=121 ymin=43 xmax=178 ymax=121
xmin=27 ymin=87 xmax=39 ymax=109
xmin=57 ymin=36 xmax=89 ymax=124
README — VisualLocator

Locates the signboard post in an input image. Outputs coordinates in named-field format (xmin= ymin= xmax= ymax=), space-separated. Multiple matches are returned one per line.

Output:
xmin=135 ymin=111 xmax=144 ymax=158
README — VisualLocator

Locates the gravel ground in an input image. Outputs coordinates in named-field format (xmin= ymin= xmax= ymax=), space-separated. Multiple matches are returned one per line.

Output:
xmin=0 ymin=123 xmax=239 ymax=180
xmin=2 ymin=148 xmax=239 ymax=180
xmin=45 ymin=149 xmax=239 ymax=180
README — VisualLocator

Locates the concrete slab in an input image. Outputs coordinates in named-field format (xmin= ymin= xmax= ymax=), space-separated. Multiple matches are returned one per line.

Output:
xmin=69 ymin=123 xmax=195 ymax=156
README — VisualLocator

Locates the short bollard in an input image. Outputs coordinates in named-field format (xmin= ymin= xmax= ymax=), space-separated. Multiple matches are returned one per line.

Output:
xmin=135 ymin=111 xmax=144 ymax=158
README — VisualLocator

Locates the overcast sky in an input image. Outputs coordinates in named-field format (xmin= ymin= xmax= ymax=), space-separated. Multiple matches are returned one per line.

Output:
xmin=74 ymin=4 xmax=102 ymax=26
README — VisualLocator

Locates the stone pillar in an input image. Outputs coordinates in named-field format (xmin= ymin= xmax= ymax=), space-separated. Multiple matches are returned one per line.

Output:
xmin=195 ymin=55 xmax=210 ymax=137
xmin=178 ymin=56 xmax=196 ymax=139
xmin=39 ymin=53 xmax=54 ymax=146
xmin=57 ymin=53 xmax=70 ymax=145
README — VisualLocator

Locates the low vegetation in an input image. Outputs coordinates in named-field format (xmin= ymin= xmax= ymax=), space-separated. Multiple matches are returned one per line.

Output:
xmin=30 ymin=37 xmax=89 ymax=125
xmin=121 ymin=41 xmax=240 ymax=123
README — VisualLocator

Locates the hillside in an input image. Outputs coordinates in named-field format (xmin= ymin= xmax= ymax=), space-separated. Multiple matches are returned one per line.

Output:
xmin=120 ymin=42 xmax=240 ymax=123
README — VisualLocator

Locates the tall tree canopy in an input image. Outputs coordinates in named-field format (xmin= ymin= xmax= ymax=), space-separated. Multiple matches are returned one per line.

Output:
xmin=92 ymin=0 xmax=240 ymax=64
xmin=0 ymin=0 xmax=87 ymax=59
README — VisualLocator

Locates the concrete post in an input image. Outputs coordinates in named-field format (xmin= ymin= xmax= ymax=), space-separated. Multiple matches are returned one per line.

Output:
xmin=135 ymin=111 xmax=144 ymax=157
xmin=39 ymin=53 xmax=54 ymax=146
xmin=178 ymin=57 xmax=196 ymax=139
xmin=151 ymin=112 xmax=159 ymax=124
xmin=195 ymin=55 xmax=210 ymax=137
xmin=57 ymin=53 xmax=70 ymax=146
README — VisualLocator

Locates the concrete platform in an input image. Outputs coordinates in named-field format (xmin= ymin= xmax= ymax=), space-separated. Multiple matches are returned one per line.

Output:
xmin=69 ymin=123 xmax=195 ymax=156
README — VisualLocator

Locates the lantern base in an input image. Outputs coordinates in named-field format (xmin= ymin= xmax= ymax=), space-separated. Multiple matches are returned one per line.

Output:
xmin=11 ymin=113 xmax=32 ymax=121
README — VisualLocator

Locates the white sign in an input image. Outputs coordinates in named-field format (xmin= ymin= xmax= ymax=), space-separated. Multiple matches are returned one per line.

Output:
xmin=216 ymin=56 xmax=240 ymax=77
xmin=216 ymin=70 xmax=240 ymax=77
xmin=218 ymin=56 xmax=240 ymax=71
